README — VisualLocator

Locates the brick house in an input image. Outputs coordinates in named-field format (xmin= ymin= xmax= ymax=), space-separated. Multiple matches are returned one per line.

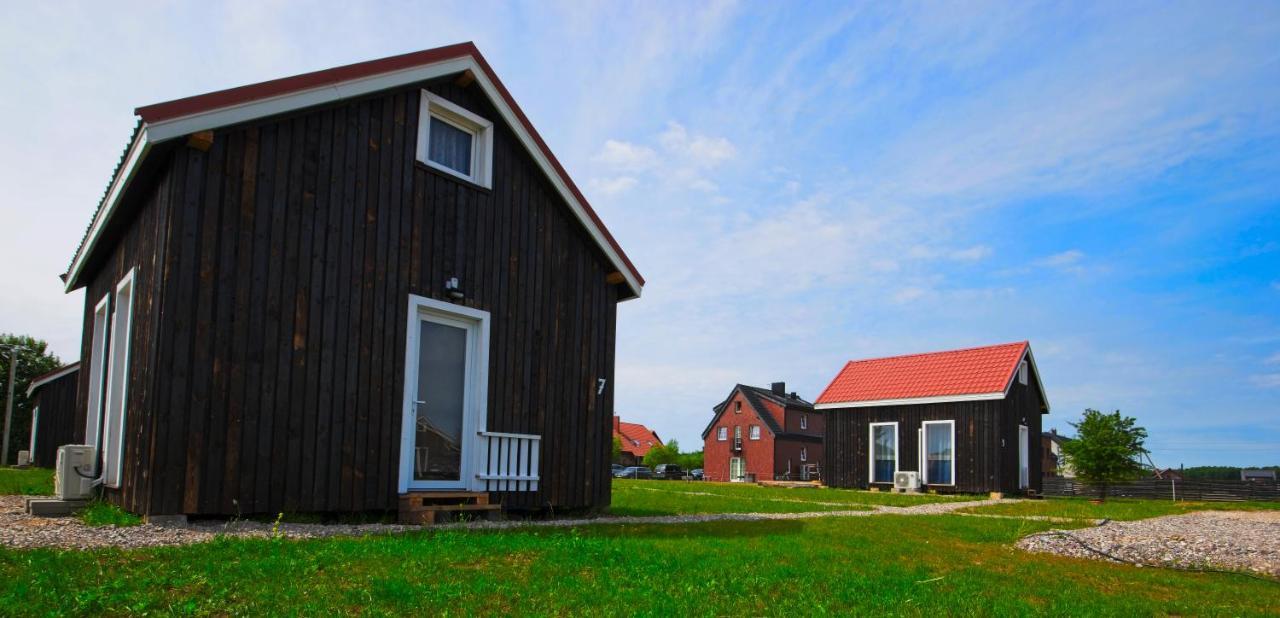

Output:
xmin=613 ymin=416 xmax=662 ymax=466
xmin=701 ymin=383 xmax=821 ymax=482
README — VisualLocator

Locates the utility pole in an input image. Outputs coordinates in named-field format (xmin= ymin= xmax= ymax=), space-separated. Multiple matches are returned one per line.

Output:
xmin=0 ymin=344 xmax=22 ymax=467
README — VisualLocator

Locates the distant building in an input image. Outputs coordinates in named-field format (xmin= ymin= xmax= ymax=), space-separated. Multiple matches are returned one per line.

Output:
xmin=701 ymin=382 xmax=820 ymax=483
xmin=613 ymin=416 xmax=662 ymax=466
xmin=1042 ymin=429 xmax=1073 ymax=478
xmin=1150 ymin=468 xmax=1184 ymax=481
xmin=1241 ymin=469 xmax=1277 ymax=482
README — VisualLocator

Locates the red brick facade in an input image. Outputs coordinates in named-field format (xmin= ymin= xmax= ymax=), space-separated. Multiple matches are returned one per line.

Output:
xmin=702 ymin=384 xmax=822 ymax=482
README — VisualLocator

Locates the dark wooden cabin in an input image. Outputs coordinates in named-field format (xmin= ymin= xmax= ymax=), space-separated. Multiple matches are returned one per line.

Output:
xmin=59 ymin=43 xmax=644 ymax=517
xmin=24 ymin=363 xmax=80 ymax=467
xmin=818 ymin=342 xmax=1048 ymax=494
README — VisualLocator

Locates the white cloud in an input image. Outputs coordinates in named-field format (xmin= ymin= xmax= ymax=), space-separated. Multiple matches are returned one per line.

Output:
xmin=658 ymin=122 xmax=737 ymax=167
xmin=1249 ymin=374 xmax=1280 ymax=389
xmin=588 ymin=176 xmax=639 ymax=196
xmin=1037 ymin=249 xmax=1085 ymax=268
xmin=594 ymin=140 xmax=657 ymax=171
xmin=1265 ymin=352 xmax=1280 ymax=365
xmin=949 ymin=245 xmax=993 ymax=262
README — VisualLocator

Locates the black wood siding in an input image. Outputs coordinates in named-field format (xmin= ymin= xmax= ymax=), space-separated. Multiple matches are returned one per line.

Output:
xmin=76 ymin=75 xmax=621 ymax=515
xmin=824 ymin=367 xmax=1045 ymax=494
xmin=30 ymin=370 xmax=80 ymax=467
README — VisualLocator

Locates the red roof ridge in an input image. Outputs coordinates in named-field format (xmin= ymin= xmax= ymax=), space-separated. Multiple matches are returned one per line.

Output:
xmin=839 ymin=340 xmax=1028 ymax=367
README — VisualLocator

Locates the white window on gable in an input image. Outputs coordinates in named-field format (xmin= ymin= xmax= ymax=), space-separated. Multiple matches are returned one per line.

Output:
xmin=417 ymin=91 xmax=494 ymax=188
xmin=800 ymin=413 xmax=808 ymax=430
xmin=734 ymin=401 xmax=741 ymax=414
xmin=1019 ymin=361 xmax=1028 ymax=385
xmin=717 ymin=427 xmax=727 ymax=441
xmin=749 ymin=425 xmax=761 ymax=440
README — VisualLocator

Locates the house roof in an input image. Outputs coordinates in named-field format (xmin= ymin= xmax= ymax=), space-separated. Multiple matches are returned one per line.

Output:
xmin=701 ymin=384 xmax=814 ymax=439
xmin=615 ymin=419 xmax=662 ymax=457
xmin=64 ymin=42 xmax=644 ymax=298
xmin=815 ymin=341 xmax=1049 ymax=410
xmin=25 ymin=362 xmax=80 ymax=397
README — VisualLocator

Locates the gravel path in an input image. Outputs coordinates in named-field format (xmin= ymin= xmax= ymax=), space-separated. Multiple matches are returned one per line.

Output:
xmin=0 ymin=494 xmax=1002 ymax=550
xmin=1018 ymin=510 xmax=1280 ymax=577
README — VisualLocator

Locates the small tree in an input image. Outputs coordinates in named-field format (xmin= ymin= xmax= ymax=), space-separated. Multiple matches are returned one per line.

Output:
xmin=678 ymin=450 xmax=704 ymax=471
xmin=0 ymin=334 xmax=62 ymax=464
xmin=642 ymin=440 xmax=680 ymax=467
xmin=1059 ymin=409 xmax=1148 ymax=502
xmin=611 ymin=435 xmax=623 ymax=464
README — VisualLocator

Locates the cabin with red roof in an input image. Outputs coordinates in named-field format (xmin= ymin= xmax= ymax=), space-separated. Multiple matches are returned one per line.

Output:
xmin=56 ymin=43 xmax=642 ymax=519
xmin=702 ymin=383 xmax=821 ymax=482
xmin=612 ymin=416 xmax=662 ymax=466
xmin=816 ymin=342 xmax=1048 ymax=494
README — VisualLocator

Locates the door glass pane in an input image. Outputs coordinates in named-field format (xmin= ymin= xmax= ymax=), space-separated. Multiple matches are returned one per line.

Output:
xmin=414 ymin=319 xmax=467 ymax=481
xmin=926 ymin=423 xmax=953 ymax=484
xmin=872 ymin=425 xmax=895 ymax=483
xmin=428 ymin=116 xmax=473 ymax=175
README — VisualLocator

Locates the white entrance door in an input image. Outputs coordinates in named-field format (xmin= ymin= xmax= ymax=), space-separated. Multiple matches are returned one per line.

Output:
xmin=1018 ymin=425 xmax=1030 ymax=489
xmin=400 ymin=296 xmax=490 ymax=492
xmin=729 ymin=457 xmax=744 ymax=482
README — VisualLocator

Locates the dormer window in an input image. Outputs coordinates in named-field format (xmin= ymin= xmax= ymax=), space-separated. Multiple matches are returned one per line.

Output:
xmin=418 ymin=91 xmax=494 ymax=188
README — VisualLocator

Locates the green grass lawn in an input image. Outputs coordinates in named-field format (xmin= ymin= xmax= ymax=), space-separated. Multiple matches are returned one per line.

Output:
xmin=611 ymin=479 xmax=960 ymax=516
xmin=0 ymin=467 xmax=53 ymax=495
xmin=958 ymin=496 xmax=1280 ymax=521
xmin=3 ymin=513 xmax=1276 ymax=615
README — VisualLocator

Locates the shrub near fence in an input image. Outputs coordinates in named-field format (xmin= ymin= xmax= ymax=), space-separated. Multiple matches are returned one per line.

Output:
xmin=1043 ymin=477 xmax=1280 ymax=502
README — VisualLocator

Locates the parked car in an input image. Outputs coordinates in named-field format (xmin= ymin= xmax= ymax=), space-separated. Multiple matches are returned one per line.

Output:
xmin=689 ymin=468 xmax=704 ymax=480
xmin=616 ymin=466 xmax=653 ymax=479
xmin=611 ymin=464 xmax=625 ymax=476
xmin=654 ymin=464 xmax=684 ymax=480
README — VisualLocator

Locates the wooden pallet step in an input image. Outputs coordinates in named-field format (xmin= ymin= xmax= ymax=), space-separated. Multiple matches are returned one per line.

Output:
xmin=398 ymin=503 xmax=502 ymax=525
xmin=399 ymin=492 xmax=490 ymax=511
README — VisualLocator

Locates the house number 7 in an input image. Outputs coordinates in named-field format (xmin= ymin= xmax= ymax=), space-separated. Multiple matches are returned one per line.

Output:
xmin=597 ymin=378 xmax=607 ymax=395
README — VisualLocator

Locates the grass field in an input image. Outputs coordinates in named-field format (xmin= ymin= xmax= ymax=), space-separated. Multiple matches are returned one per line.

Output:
xmin=0 ymin=467 xmax=53 ymax=495
xmin=958 ymin=496 xmax=1280 ymax=521
xmin=3 ymin=510 xmax=1277 ymax=615
xmin=608 ymin=479 xmax=955 ymax=516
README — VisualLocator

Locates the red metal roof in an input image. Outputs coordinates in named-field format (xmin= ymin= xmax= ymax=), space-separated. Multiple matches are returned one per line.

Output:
xmin=71 ymin=42 xmax=643 ymax=292
xmin=615 ymin=419 xmax=662 ymax=457
xmin=816 ymin=341 xmax=1029 ymax=405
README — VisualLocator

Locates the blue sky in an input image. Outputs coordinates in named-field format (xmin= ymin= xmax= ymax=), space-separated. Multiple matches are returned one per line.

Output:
xmin=1 ymin=2 xmax=1277 ymax=466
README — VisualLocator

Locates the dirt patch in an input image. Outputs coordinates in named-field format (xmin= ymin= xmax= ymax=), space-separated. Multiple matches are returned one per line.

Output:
xmin=1018 ymin=510 xmax=1280 ymax=577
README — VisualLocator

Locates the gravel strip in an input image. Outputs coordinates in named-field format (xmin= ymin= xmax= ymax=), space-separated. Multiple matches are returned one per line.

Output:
xmin=1017 ymin=510 xmax=1280 ymax=577
xmin=1 ymin=494 xmax=1006 ymax=550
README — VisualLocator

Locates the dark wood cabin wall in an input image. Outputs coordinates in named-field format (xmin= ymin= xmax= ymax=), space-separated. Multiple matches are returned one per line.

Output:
xmin=74 ymin=161 xmax=176 ymax=514
xmin=997 ymin=365 xmax=1046 ymax=493
xmin=134 ymin=76 xmax=617 ymax=515
xmin=31 ymin=371 xmax=81 ymax=467
xmin=822 ymin=401 xmax=1003 ymax=493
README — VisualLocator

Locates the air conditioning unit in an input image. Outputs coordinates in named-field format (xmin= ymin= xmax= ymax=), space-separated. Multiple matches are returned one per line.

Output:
xmin=16 ymin=450 xmax=31 ymax=467
xmin=55 ymin=445 xmax=97 ymax=501
xmin=893 ymin=471 xmax=919 ymax=492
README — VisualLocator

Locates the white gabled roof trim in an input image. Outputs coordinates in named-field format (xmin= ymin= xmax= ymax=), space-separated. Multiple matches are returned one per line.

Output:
xmin=25 ymin=364 xmax=81 ymax=397
xmin=66 ymin=55 xmax=644 ymax=299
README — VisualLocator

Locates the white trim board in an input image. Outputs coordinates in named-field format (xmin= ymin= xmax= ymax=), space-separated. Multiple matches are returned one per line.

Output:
xmin=817 ymin=392 xmax=1005 ymax=410
xmin=66 ymin=55 xmax=644 ymax=299
xmin=25 ymin=364 xmax=80 ymax=397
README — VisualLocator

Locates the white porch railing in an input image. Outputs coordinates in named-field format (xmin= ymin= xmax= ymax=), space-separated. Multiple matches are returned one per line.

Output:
xmin=477 ymin=431 xmax=541 ymax=492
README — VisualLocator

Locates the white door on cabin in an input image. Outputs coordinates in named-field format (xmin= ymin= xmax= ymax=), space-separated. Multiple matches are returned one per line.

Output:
xmin=404 ymin=308 xmax=479 ymax=490
xmin=1018 ymin=425 xmax=1030 ymax=490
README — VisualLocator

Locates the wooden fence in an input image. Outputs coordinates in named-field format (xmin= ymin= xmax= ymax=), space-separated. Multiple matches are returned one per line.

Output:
xmin=1043 ymin=477 xmax=1280 ymax=502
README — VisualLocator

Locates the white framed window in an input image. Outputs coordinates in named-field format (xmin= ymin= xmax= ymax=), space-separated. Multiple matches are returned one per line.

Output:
xmin=734 ymin=401 xmax=741 ymax=414
xmin=800 ymin=446 xmax=808 ymax=462
xmin=85 ymin=293 xmax=111 ymax=456
xmin=922 ymin=420 xmax=955 ymax=486
xmin=800 ymin=413 xmax=808 ymax=430
xmin=28 ymin=406 xmax=39 ymax=456
xmin=717 ymin=427 xmax=727 ymax=441
xmin=101 ymin=268 xmax=136 ymax=488
xmin=417 ymin=91 xmax=494 ymax=188
xmin=869 ymin=422 xmax=898 ymax=484
xmin=1018 ymin=361 xmax=1028 ymax=385
xmin=749 ymin=425 xmax=761 ymax=440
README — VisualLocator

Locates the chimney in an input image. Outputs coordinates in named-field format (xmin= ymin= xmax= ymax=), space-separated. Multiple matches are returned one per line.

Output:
xmin=613 ymin=415 xmax=621 ymax=433
xmin=771 ymin=382 xmax=786 ymax=396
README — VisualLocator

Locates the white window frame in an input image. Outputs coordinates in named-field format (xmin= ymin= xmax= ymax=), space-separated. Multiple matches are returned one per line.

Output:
xmin=1019 ymin=360 xmax=1028 ymax=385
xmin=921 ymin=420 xmax=956 ymax=487
xmin=85 ymin=294 xmax=111 ymax=456
xmin=800 ymin=413 xmax=807 ymax=430
xmin=417 ymin=91 xmax=494 ymax=188
xmin=102 ymin=268 xmax=136 ymax=488
xmin=734 ymin=401 xmax=741 ymax=414
xmin=717 ymin=427 xmax=727 ymax=441
xmin=1018 ymin=424 xmax=1030 ymax=489
xmin=749 ymin=425 xmax=761 ymax=440
xmin=398 ymin=294 xmax=491 ymax=493
xmin=800 ymin=446 xmax=808 ymax=462
xmin=28 ymin=406 xmax=38 ymax=456
xmin=868 ymin=421 xmax=899 ymax=484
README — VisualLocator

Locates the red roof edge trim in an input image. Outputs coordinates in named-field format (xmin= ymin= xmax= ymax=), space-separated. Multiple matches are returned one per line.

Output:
xmin=136 ymin=43 xmax=479 ymax=123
